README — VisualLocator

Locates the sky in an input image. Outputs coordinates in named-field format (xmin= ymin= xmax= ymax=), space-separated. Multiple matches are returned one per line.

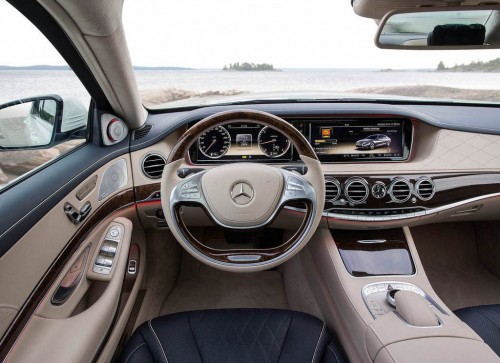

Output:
xmin=1 ymin=0 xmax=499 ymax=69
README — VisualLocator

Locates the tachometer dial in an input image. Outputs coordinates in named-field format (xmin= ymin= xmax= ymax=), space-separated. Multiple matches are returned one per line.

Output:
xmin=257 ymin=126 xmax=290 ymax=158
xmin=198 ymin=126 xmax=231 ymax=159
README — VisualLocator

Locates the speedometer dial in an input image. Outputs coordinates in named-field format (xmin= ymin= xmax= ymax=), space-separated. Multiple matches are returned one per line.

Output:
xmin=198 ymin=126 xmax=231 ymax=159
xmin=258 ymin=126 xmax=290 ymax=158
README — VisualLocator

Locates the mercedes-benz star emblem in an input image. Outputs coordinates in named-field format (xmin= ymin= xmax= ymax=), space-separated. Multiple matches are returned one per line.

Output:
xmin=231 ymin=182 xmax=254 ymax=205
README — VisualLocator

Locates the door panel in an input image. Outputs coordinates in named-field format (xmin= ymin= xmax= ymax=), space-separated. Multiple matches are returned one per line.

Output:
xmin=0 ymin=140 xmax=130 ymax=257
xmin=0 ymin=152 xmax=135 ymax=358
xmin=5 ymin=217 xmax=134 ymax=363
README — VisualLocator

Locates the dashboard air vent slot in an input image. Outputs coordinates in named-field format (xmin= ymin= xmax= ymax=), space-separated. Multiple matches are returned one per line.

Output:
xmin=389 ymin=178 xmax=412 ymax=203
xmin=415 ymin=177 xmax=435 ymax=201
xmin=133 ymin=124 xmax=152 ymax=140
xmin=345 ymin=178 xmax=369 ymax=204
xmin=325 ymin=178 xmax=341 ymax=202
xmin=141 ymin=153 xmax=166 ymax=179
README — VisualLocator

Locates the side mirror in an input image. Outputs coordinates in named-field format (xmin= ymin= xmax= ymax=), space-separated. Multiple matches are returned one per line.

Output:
xmin=0 ymin=95 xmax=87 ymax=150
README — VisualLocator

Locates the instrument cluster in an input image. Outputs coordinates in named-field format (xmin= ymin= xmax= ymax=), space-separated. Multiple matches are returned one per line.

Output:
xmin=190 ymin=122 xmax=293 ymax=163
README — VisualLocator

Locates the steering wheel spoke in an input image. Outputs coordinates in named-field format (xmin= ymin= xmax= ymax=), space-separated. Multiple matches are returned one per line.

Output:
xmin=280 ymin=169 xmax=316 ymax=205
xmin=161 ymin=110 xmax=325 ymax=272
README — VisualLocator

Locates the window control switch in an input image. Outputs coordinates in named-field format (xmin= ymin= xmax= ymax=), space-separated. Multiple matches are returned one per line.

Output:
xmin=100 ymin=242 xmax=117 ymax=257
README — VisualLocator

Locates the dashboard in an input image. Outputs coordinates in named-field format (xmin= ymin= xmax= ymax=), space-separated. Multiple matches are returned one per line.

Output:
xmin=132 ymin=102 xmax=500 ymax=230
xmin=188 ymin=118 xmax=413 ymax=164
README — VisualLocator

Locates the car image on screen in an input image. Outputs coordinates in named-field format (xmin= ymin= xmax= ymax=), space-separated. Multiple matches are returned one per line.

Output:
xmin=355 ymin=134 xmax=391 ymax=150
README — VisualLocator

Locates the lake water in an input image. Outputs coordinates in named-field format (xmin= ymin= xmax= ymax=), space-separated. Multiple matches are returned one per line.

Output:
xmin=2 ymin=69 xmax=500 ymax=106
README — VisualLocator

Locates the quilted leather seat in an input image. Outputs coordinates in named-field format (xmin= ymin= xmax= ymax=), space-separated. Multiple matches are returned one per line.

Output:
xmin=118 ymin=308 xmax=348 ymax=363
xmin=455 ymin=304 xmax=500 ymax=357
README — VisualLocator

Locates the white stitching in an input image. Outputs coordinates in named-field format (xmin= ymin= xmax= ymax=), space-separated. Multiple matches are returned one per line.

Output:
xmin=311 ymin=323 xmax=326 ymax=363
xmin=125 ymin=342 xmax=146 ymax=363
xmin=148 ymin=320 xmax=169 ymax=363
xmin=327 ymin=345 xmax=341 ymax=363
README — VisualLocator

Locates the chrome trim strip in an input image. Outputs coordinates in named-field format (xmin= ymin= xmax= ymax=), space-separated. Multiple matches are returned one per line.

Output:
xmin=357 ymin=239 xmax=386 ymax=244
xmin=283 ymin=192 xmax=500 ymax=222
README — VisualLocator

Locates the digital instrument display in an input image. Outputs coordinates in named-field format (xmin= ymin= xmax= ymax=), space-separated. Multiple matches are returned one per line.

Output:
xmin=310 ymin=119 xmax=411 ymax=162
xmin=192 ymin=123 xmax=292 ymax=163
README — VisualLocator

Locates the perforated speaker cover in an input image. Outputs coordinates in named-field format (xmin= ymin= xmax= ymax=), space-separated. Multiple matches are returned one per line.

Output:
xmin=98 ymin=159 xmax=128 ymax=201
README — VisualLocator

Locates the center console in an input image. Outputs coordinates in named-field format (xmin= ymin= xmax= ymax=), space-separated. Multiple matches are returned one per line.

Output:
xmin=302 ymin=227 xmax=499 ymax=363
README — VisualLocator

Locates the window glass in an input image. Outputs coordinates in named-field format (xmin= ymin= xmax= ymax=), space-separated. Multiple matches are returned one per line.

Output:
xmin=0 ymin=0 xmax=91 ymax=190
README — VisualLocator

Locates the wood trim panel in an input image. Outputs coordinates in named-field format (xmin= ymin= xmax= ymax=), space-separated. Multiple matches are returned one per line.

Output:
xmin=332 ymin=228 xmax=416 ymax=277
xmin=174 ymin=201 xmax=313 ymax=264
xmin=134 ymin=182 xmax=160 ymax=201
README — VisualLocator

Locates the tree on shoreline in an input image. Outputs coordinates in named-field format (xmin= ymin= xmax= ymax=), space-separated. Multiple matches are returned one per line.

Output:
xmin=223 ymin=62 xmax=275 ymax=71
xmin=436 ymin=58 xmax=500 ymax=72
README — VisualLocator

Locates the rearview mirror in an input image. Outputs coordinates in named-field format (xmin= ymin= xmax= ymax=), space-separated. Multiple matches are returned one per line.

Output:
xmin=376 ymin=6 xmax=500 ymax=49
xmin=0 ymin=95 xmax=87 ymax=150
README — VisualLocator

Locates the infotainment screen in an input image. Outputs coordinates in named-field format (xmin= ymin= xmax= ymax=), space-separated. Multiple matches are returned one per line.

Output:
xmin=309 ymin=119 xmax=411 ymax=162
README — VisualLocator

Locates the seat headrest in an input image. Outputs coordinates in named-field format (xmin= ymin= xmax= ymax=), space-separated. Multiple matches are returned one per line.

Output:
xmin=427 ymin=24 xmax=486 ymax=46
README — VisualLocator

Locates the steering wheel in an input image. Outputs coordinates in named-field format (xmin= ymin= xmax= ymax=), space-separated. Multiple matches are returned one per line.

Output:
xmin=161 ymin=109 xmax=325 ymax=272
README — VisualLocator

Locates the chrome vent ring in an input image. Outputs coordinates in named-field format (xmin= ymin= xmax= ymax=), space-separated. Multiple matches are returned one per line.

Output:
xmin=325 ymin=178 xmax=341 ymax=202
xmin=415 ymin=177 xmax=435 ymax=201
xmin=141 ymin=153 xmax=167 ymax=179
xmin=345 ymin=177 xmax=369 ymax=204
xmin=389 ymin=178 xmax=412 ymax=203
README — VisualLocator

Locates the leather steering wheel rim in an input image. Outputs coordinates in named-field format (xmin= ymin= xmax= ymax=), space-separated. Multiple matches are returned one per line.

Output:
xmin=161 ymin=109 xmax=325 ymax=272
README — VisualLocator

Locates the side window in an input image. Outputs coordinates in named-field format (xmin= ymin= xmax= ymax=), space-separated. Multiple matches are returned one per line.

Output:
xmin=0 ymin=1 xmax=91 ymax=191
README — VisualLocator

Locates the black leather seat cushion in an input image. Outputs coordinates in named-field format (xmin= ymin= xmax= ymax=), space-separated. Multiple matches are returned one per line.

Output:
xmin=455 ymin=304 xmax=500 ymax=356
xmin=118 ymin=308 xmax=348 ymax=363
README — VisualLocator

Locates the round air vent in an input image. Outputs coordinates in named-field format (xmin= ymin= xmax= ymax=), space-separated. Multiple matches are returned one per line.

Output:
xmin=389 ymin=178 xmax=412 ymax=203
xmin=415 ymin=177 xmax=435 ymax=201
xmin=141 ymin=153 xmax=166 ymax=179
xmin=345 ymin=177 xmax=369 ymax=204
xmin=325 ymin=178 xmax=341 ymax=202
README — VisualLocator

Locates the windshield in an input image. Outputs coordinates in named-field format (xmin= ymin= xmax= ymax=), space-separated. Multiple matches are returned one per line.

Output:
xmin=122 ymin=0 xmax=500 ymax=109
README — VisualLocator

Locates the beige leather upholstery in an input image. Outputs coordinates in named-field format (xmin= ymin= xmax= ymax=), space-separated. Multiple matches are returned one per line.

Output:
xmin=5 ymin=217 xmax=133 ymax=363
xmin=395 ymin=291 xmax=439 ymax=327
xmin=0 ymin=156 xmax=133 ymax=337
xmin=201 ymin=163 xmax=283 ymax=228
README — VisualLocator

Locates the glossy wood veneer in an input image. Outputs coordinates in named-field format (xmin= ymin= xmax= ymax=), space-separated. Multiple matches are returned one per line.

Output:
xmin=332 ymin=228 xmax=415 ymax=277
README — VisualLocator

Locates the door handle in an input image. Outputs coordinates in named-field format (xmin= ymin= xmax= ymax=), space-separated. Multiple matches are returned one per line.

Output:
xmin=64 ymin=201 xmax=92 ymax=224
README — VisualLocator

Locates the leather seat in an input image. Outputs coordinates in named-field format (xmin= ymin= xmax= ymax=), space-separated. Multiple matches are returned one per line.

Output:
xmin=455 ymin=304 xmax=500 ymax=356
xmin=118 ymin=308 xmax=348 ymax=363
